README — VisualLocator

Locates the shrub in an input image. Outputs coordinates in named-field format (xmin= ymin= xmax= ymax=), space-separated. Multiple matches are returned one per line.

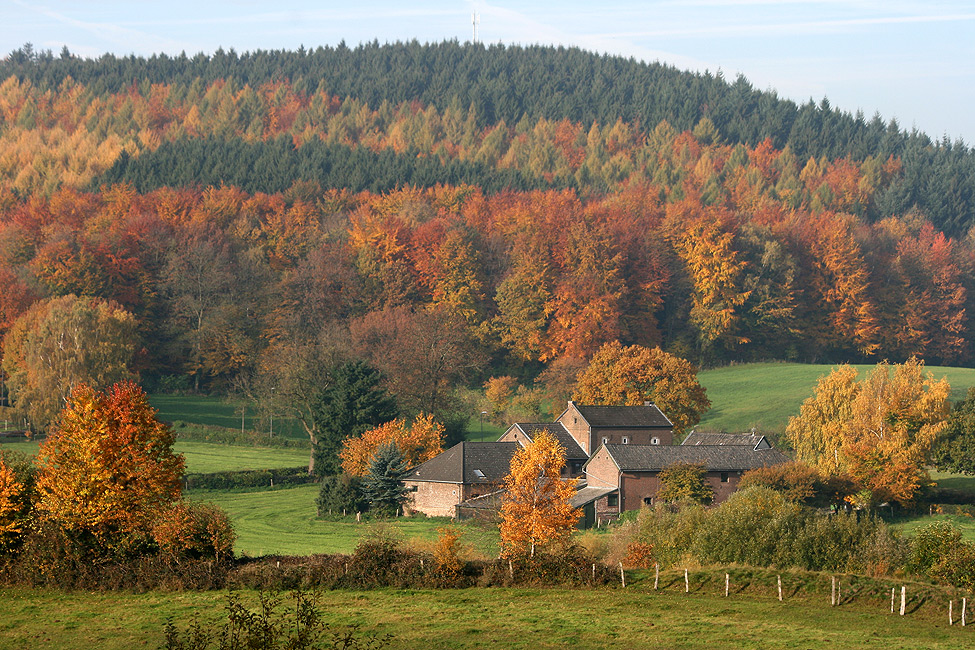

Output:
xmin=185 ymin=467 xmax=315 ymax=491
xmin=657 ymin=462 xmax=713 ymax=504
xmin=152 ymin=501 xmax=236 ymax=562
xmin=739 ymin=462 xmax=857 ymax=507
xmin=316 ymin=474 xmax=367 ymax=516
xmin=164 ymin=589 xmax=392 ymax=650
xmin=907 ymin=520 xmax=963 ymax=574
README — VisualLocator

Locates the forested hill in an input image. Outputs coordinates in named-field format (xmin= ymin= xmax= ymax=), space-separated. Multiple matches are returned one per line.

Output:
xmin=3 ymin=40 xmax=974 ymax=234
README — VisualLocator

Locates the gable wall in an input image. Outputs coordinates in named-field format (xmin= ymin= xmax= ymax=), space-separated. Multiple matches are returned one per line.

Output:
xmin=404 ymin=480 xmax=505 ymax=517
xmin=583 ymin=447 xmax=621 ymax=489
xmin=558 ymin=403 xmax=591 ymax=454
xmin=617 ymin=470 xmax=747 ymax=510
xmin=590 ymin=427 xmax=673 ymax=447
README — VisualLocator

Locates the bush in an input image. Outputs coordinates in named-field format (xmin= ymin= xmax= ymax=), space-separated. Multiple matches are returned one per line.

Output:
xmin=152 ymin=501 xmax=236 ymax=562
xmin=184 ymin=467 xmax=314 ymax=491
xmin=739 ymin=462 xmax=857 ymax=507
xmin=164 ymin=589 xmax=392 ymax=650
xmin=316 ymin=474 xmax=367 ymax=516
xmin=907 ymin=520 xmax=963 ymax=574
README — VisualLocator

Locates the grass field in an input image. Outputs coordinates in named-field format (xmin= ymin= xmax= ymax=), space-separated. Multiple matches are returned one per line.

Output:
xmin=191 ymin=484 xmax=501 ymax=557
xmin=697 ymin=362 xmax=975 ymax=434
xmin=0 ymin=439 xmax=307 ymax=474
xmin=891 ymin=513 xmax=975 ymax=542
xmin=149 ymin=393 xmax=305 ymax=439
xmin=1 ymin=583 xmax=970 ymax=650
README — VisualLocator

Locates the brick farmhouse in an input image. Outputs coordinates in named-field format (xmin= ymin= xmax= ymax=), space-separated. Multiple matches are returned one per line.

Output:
xmin=403 ymin=402 xmax=788 ymax=523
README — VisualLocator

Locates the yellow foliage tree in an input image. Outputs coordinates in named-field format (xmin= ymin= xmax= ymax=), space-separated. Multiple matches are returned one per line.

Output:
xmin=339 ymin=413 xmax=445 ymax=477
xmin=0 ymin=458 xmax=27 ymax=552
xmin=34 ymin=381 xmax=184 ymax=554
xmin=499 ymin=430 xmax=580 ymax=558
xmin=786 ymin=358 xmax=949 ymax=505
xmin=573 ymin=341 xmax=710 ymax=437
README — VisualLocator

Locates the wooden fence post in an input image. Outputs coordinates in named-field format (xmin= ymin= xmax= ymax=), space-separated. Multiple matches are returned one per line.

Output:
xmin=900 ymin=586 xmax=906 ymax=616
xmin=619 ymin=562 xmax=625 ymax=588
xmin=950 ymin=600 xmax=954 ymax=626
xmin=654 ymin=563 xmax=659 ymax=590
xmin=777 ymin=575 xmax=783 ymax=602
xmin=684 ymin=568 xmax=689 ymax=593
xmin=964 ymin=598 xmax=968 ymax=627
xmin=725 ymin=573 xmax=729 ymax=597
xmin=508 ymin=559 xmax=514 ymax=580
xmin=592 ymin=564 xmax=596 ymax=581
xmin=831 ymin=576 xmax=836 ymax=606
xmin=890 ymin=587 xmax=895 ymax=614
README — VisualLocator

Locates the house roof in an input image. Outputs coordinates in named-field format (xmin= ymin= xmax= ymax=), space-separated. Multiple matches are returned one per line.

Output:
xmin=570 ymin=485 xmax=618 ymax=508
xmin=567 ymin=402 xmax=673 ymax=429
xmin=593 ymin=444 xmax=788 ymax=473
xmin=511 ymin=423 xmax=589 ymax=460
xmin=681 ymin=431 xmax=770 ymax=450
xmin=402 ymin=441 xmax=519 ymax=484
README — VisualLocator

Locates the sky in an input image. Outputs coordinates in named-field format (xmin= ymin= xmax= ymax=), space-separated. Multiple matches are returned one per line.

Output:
xmin=5 ymin=0 xmax=975 ymax=144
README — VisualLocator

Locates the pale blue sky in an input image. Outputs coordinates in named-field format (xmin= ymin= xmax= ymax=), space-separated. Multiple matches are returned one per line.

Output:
xmin=5 ymin=0 xmax=974 ymax=144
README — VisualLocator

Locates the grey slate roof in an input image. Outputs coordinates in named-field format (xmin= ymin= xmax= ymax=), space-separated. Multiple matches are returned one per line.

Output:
xmin=570 ymin=403 xmax=673 ymax=428
xmin=597 ymin=444 xmax=788 ymax=472
xmin=402 ymin=441 xmax=518 ymax=484
xmin=681 ymin=431 xmax=770 ymax=450
xmin=512 ymin=423 xmax=589 ymax=460
xmin=570 ymin=485 xmax=618 ymax=508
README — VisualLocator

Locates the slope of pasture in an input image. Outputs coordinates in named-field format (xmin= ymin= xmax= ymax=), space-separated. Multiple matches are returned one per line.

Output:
xmin=696 ymin=363 xmax=975 ymax=434
xmin=190 ymin=484 xmax=500 ymax=557
xmin=148 ymin=394 xmax=304 ymax=439
xmin=175 ymin=441 xmax=309 ymax=474
xmin=1 ymin=583 xmax=969 ymax=650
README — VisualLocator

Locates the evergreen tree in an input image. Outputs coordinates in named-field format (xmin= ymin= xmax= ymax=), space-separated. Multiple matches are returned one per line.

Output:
xmin=311 ymin=360 xmax=397 ymax=477
xmin=361 ymin=443 xmax=409 ymax=516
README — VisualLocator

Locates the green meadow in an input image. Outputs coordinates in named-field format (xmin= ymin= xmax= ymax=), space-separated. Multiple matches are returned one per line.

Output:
xmin=1 ymin=582 xmax=970 ymax=650
xmin=696 ymin=362 xmax=975 ymax=434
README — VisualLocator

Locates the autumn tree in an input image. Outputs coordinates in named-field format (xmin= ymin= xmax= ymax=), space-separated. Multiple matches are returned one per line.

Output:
xmin=0 ymin=454 xmax=32 ymax=552
xmin=34 ymin=381 xmax=184 ymax=554
xmin=339 ymin=413 xmax=445 ymax=477
xmin=786 ymin=358 xmax=950 ymax=505
xmin=1 ymin=294 xmax=139 ymax=431
xmin=656 ymin=462 xmax=714 ymax=504
xmin=499 ymin=430 xmax=580 ymax=558
xmin=573 ymin=341 xmax=710 ymax=437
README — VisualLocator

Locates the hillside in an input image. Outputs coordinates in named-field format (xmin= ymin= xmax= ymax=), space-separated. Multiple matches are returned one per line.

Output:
xmin=697 ymin=362 xmax=975 ymax=434
xmin=3 ymin=42 xmax=975 ymax=432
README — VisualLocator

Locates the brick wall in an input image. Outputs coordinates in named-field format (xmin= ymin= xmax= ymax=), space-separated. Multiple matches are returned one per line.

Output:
xmin=404 ymin=480 xmax=505 ymax=517
xmin=558 ymin=403 xmax=591 ymax=454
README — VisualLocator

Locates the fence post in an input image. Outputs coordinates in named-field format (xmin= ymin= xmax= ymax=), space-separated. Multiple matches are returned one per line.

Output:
xmin=831 ymin=576 xmax=836 ymax=606
xmin=684 ymin=568 xmax=689 ymax=593
xmin=963 ymin=598 xmax=968 ymax=626
xmin=654 ymin=563 xmax=659 ymax=590
xmin=777 ymin=575 xmax=783 ymax=602
xmin=900 ymin=586 xmax=906 ymax=616
xmin=890 ymin=587 xmax=895 ymax=614
xmin=619 ymin=562 xmax=625 ymax=588
xmin=725 ymin=573 xmax=729 ymax=597
xmin=950 ymin=600 xmax=954 ymax=626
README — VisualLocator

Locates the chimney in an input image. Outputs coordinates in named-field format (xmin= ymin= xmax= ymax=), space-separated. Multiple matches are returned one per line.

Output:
xmin=644 ymin=400 xmax=654 ymax=407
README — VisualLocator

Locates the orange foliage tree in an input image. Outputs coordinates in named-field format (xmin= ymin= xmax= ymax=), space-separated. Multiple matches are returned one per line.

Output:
xmin=573 ymin=341 xmax=710 ymax=437
xmin=499 ymin=430 xmax=580 ymax=558
xmin=0 ymin=457 xmax=27 ymax=552
xmin=339 ymin=413 xmax=445 ymax=477
xmin=786 ymin=358 xmax=950 ymax=505
xmin=34 ymin=381 xmax=184 ymax=554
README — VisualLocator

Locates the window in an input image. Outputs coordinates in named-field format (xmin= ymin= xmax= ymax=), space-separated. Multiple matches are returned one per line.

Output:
xmin=607 ymin=494 xmax=619 ymax=507
xmin=651 ymin=437 xmax=659 ymax=445
xmin=473 ymin=469 xmax=486 ymax=479
xmin=602 ymin=437 xmax=609 ymax=445
xmin=720 ymin=472 xmax=729 ymax=483
xmin=622 ymin=436 xmax=629 ymax=444
xmin=643 ymin=497 xmax=653 ymax=506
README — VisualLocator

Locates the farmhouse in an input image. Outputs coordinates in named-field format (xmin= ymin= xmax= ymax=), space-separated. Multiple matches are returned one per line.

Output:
xmin=403 ymin=401 xmax=788 ymax=521
xmin=402 ymin=441 xmax=519 ymax=517
xmin=583 ymin=442 xmax=789 ymax=521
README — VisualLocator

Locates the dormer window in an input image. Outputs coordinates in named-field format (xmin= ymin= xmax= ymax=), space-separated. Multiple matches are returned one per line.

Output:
xmin=602 ymin=437 xmax=609 ymax=445
xmin=473 ymin=469 xmax=486 ymax=479
xmin=622 ymin=436 xmax=629 ymax=444
xmin=651 ymin=437 xmax=659 ymax=445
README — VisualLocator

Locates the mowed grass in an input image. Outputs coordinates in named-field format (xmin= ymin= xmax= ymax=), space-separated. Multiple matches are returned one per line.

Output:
xmin=190 ymin=484 xmax=500 ymax=557
xmin=891 ymin=513 xmax=975 ymax=543
xmin=697 ymin=362 xmax=975 ymax=434
xmin=1 ymin=439 xmax=307 ymax=474
xmin=175 ymin=441 xmax=309 ymax=474
xmin=1 ymin=584 xmax=970 ymax=650
xmin=149 ymin=393 xmax=305 ymax=439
